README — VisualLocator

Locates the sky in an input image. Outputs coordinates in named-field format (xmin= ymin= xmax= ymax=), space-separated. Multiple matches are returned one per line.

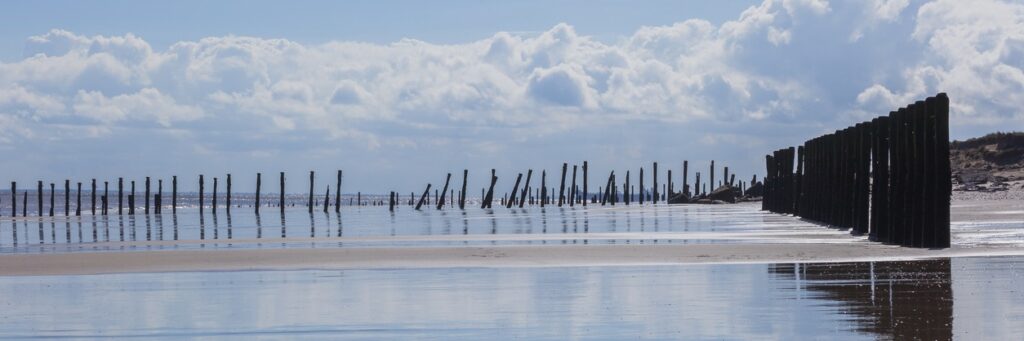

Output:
xmin=0 ymin=0 xmax=1021 ymax=193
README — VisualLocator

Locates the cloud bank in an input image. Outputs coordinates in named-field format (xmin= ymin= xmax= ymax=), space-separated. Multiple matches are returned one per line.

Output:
xmin=0 ymin=0 xmax=1020 ymax=190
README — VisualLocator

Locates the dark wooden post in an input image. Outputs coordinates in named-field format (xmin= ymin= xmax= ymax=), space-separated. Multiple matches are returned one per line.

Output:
xmin=75 ymin=182 xmax=80 ymax=216
xmin=540 ymin=170 xmax=547 ymax=207
xmin=90 ymin=179 xmax=96 ymax=215
xmin=682 ymin=161 xmax=689 ymax=196
xmin=323 ymin=186 xmax=330 ymax=213
xmin=226 ymin=174 xmax=232 ymax=214
xmin=582 ymin=161 xmax=588 ymax=207
xmin=103 ymin=181 xmax=109 ymax=215
xmin=482 ymin=170 xmax=497 ymax=209
xmin=506 ymin=173 xmax=523 ymax=209
xmin=171 ymin=176 xmax=177 ymax=214
xmin=870 ymin=116 xmax=890 ymax=242
xmin=416 ymin=184 xmax=432 ymax=210
xmin=558 ymin=163 xmax=567 ymax=207
xmin=130 ymin=180 xmax=136 ymax=215
xmin=118 ymin=177 xmax=123 ymax=215
xmin=625 ymin=170 xmax=630 ymax=205
xmin=601 ymin=171 xmax=614 ymax=205
xmin=639 ymin=167 xmax=644 ymax=204
xmin=9 ymin=182 xmax=14 ymax=216
xmin=280 ymin=172 xmax=285 ymax=214
xmin=212 ymin=177 xmax=218 ymax=214
xmin=197 ymin=175 xmax=203 ymax=215
xmin=144 ymin=177 xmax=150 ymax=214
xmin=335 ymin=170 xmax=342 ymax=213
xmin=156 ymin=179 xmax=162 ymax=214
xmin=255 ymin=173 xmax=262 ymax=214
xmin=933 ymin=93 xmax=951 ymax=248
xmin=460 ymin=169 xmax=468 ymax=209
xmin=667 ymin=170 xmax=673 ymax=198
xmin=520 ymin=169 xmax=532 ymax=208
xmin=308 ymin=171 xmax=314 ymax=213
xmin=22 ymin=191 xmax=26 ymax=217
xmin=695 ymin=172 xmax=701 ymax=197
xmin=569 ymin=165 xmax=577 ymax=206
xmin=438 ymin=173 xmax=452 ymax=210
xmin=652 ymin=162 xmax=658 ymax=204
xmin=48 ymin=183 xmax=54 ymax=216
xmin=37 ymin=180 xmax=43 ymax=216
xmin=64 ymin=180 xmax=70 ymax=216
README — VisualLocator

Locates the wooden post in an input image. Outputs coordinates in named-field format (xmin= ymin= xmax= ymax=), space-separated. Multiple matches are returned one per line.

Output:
xmin=569 ymin=165 xmax=577 ymax=207
xmin=103 ymin=181 xmax=109 ymax=215
xmin=255 ymin=173 xmax=262 ymax=214
xmin=933 ymin=93 xmax=951 ymax=248
xmin=22 ymin=191 xmax=26 ymax=217
xmin=196 ymin=174 xmax=202 ymax=214
xmin=682 ymin=161 xmax=689 ymax=196
xmin=653 ymin=162 xmax=658 ymax=205
xmin=507 ymin=173 xmax=523 ymax=209
xmin=871 ymin=116 xmax=890 ymax=242
xmin=171 ymin=176 xmax=177 ymax=214
xmin=90 ymin=179 xmax=96 ymax=215
xmin=324 ymin=186 xmax=330 ymax=213
xmin=156 ymin=179 xmax=162 ymax=215
xmin=332 ymin=170 xmax=341 ymax=212
xmin=118 ymin=177 xmax=124 ymax=215
xmin=9 ymin=182 xmax=14 ymax=217
xmin=482 ymin=170 xmax=497 ymax=209
xmin=602 ymin=171 xmax=614 ymax=205
xmin=416 ymin=184 xmax=432 ymax=210
xmin=49 ymin=183 xmax=54 ymax=216
xmin=212 ymin=177 xmax=218 ymax=214
xmin=145 ymin=177 xmax=150 ymax=214
xmin=64 ymin=180 xmax=70 ymax=216
xmin=625 ymin=170 xmax=630 ymax=205
xmin=308 ymin=171 xmax=314 ymax=213
xmin=709 ymin=161 xmax=715 ymax=193
xmin=460 ymin=170 xmax=468 ymax=209
xmin=558 ymin=163 xmax=567 ymax=207
xmin=667 ymin=170 xmax=673 ymax=198
xmin=582 ymin=161 xmax=588 ymax=207
xmin=280 ymin=172 xmax=285 ymax=214
xmin=520 ymin=170 xmax=532 ymax=208
xmin=695 ymin=172 xmax=701 ymax=197
xmin=540 ymin=170 xmax=547 ymax=207
xmin=75 ymin=182 xmax=80 ymax=216
xmin=37 ymin=180 xmax=43 ymax=216
xmin=226 ymin=174 xmax=232 ymax=214
xmin=639 ymin=167 xmax=645 ymax=204
xmin=130 ymin=180 xmax=136 ymax=215
xmin=438 ymin=173 xmax=452 ymax=210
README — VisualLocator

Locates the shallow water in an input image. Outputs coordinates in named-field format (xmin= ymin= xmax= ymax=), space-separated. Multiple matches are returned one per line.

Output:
xmin=0 ymin=199 xmax=1020 ymax=254
xmin=0 ymin=257 xmax=1021 ymax=339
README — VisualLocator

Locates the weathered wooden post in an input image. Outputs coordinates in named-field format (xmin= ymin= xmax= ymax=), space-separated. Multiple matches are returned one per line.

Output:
xmin=9 ymin=182 xmax=14 ymax=216
xmin=323 ymin=186 xmax=330 ymax=213
xmin=156 ymin=179 xmax=162 ymax=214
xmin=506 ymin=173 xmax=523 ymax=209
xmin=21 ymin=191 xmax=26 ymax=217
xmin=870 ymin=116 xmax=890 ymax=242
xmin=540 ymin=170 xmax=547 ymax=207
xmin=460 ymin=169 xmax=469 ymax=209
xmin=667 ymin=170 xmax=673 ymax=198
xmin=279 ymin=172 xmax=285 ymax=214
xmin=639 ymin=167 xmax=644 ymax=204
xmin=569 ymin=165 xmax=577 ymax=206
xmin=64 ymin=179 xmax=70 ymax=214
xmin=558 ymin=163 xmax=567 ymax=207
xmin=171 ymin=176 xmax=177 ymax=214
xmin=482 ymin=170 xmax=497 ymax=209
xmin=48 ymin=183 xmax=54 ymax=216
xmin=308 ymin=171 xmax=314 ymax=213
xmin=335 ymin=170 xmax=342 ymax=213
xmin=198 ymin=175 xmax=203 ymax=215
xmin=253 ymin=173 xmax=262 ymax=214
xmin=625 ymin=170 xmax=631 ymax=205
xmin=602 ymin=171 xmax=614 ymax=205
xmin=438 ymin=173 xmax=452 ymax=210
xmin=582 ymin=161 xmax=588 ymax=207
xmin=933 ymin=93 xmax=951 ymax=248
xmin=103 ymin=181 xmax=109 ymax=215
xmin=212 ymin=177 xmax=219 ymax=214
xmin=118 ymin=177 xmax=124 ymax=215
xmin=416 ymin=184 xmax=432 ymax=210
xmin=37 ymin=181 xmax=43 ymax=216
xmin=130 ymin=180 xmax=136 ymax=215
xmin=520 ymin=170 xmax=532 ymax=208
xmin=145 ymin=177 xmax=151 ymax=214
xmin=75 ymin=182 xmax=81 ymax=216
xmin=90 ymin=179 xmax=96 ymax=215
xmin=695 ymin=172 xmax=701 ymax=197
xmin=653 ymin=162 xmax=658 ymax=205
xmin=682 ymin=161 xmax=689 ymax=196
xmin=226 ymin=174 xmax=232 ymax=214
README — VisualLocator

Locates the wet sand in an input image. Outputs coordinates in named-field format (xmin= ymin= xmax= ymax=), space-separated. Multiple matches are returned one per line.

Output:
xmin=3 ymin=243 xmax=1024 ymax=276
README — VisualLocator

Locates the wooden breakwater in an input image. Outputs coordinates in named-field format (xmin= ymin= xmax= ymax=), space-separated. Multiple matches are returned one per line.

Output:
xmin=763 ymin=93 xmax=951 ymax=248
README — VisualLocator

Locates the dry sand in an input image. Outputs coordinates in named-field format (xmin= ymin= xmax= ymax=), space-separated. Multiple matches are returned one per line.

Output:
xmin=2 ymin=243 xmax=1024 ymax=276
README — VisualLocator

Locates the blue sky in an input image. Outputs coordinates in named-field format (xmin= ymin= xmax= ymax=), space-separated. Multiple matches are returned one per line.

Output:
xmin=0 ymin=0 xmax=1021 ymax=193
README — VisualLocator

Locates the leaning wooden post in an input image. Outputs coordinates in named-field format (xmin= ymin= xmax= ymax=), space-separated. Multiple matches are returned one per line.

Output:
xmin=308 ymin=171 xmax=314 ymax=213
xmin=437 ymin=173 xmax=452 ymax=210
xmin=519 ymin=170 xmax=532 ymax=208
xmin=482 ymin=170 xmax=497 ymax=209
xmin=459 ymin=170 xmax=468 ymax=209
xmin=323 ymin=186 xmax=330 ymax=213
xmin=415 ymin=184 xmax=432 ymax=210
xmin=569 ymin=165 xmax=577 ymax=206
xmin=506 ymin=173 xmax=523 ymax=209
xmin=279 ymin=172 xmax=285 ymax=214
xmin=335 ymin=170 xmax=342 ymax=213
xmin=558 ymin=163 xmax=567 ymax=207
xmin=255 ymin=173 xmax=262 ymax=214
xmin=64 ymin=180 xmax=70 ymax=216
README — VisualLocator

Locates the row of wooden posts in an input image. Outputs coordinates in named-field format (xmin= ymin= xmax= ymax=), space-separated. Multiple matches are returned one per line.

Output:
xmin=4 ymin=160 xmax=752 ymax=217
xmin=762 ymin=93 xmax=951 ymax=248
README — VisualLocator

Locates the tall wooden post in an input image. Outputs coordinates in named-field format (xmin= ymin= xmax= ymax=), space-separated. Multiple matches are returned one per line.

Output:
xmin=682 ymin=161 xmax=689 ymax=196
xmin=558 ymin=163 xmax=567 ymax=207
xmin=569 ymin=165 xmax=577 ymax=206
xmin=37 ymin=180 xmax=43 ymax=216
xmin=198 ymin=175 xmax=204 ymax=215
xmin=280 ymin=172 xmax=285 ymax=214
xmin=520 ymin=169 xmax=532 ymax=208
xmin=171 ymin=176 xmax=177 ymax=214
xmin=438 ymin=173 xmax=452 ymax=210
xmin=308 ymin=171 xmax=314 ymax=213
xmin=226 ymin=174 xmax=232 ymax=214
xmin=64 ymin=180 xmax=70 ymax=216
xmin=639 ymin=167 xmax=644 ymax=204
xmin=506 ymin=173 xmax=523 ymax=209
xmin=212 ymin=177 xmax=218 ymax=214
xmin=75 ymin=182 xmax=81 ymax=216
xmin=49 ymin=183 xmax=54 ymax=216
xmin=9 ymin=182 xmax=14 ymax=216
xmin=255 ymin=173 xmax=262 ymax=214
xmin=582 ymin=161 xmax=588 ymax=207
xmin=335 ymin=170 xmax=342 ymax=213
xmin=709 ymin=161 xmax=715 ymax=193
xmin=416 ymin=184 xmax=432 ymax=210
xmin=653 ymin=162 xmax=658 ymax=205
xmin=118 ymin=177 xmax=123 ymax=215
xmin=90 ymin=179 xmax=96 ymax=215
xmin=540 ymin=170 xmax=547 ymax=207
xmin=459 ymin=169 xmax=468 ymax=209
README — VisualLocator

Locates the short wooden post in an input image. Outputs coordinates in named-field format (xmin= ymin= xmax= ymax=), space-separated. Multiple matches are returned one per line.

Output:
xmin=75 ymin=182 xmax=81 ymax=216
xmin=37 ymin=180 xmax=43 ymax=216
xmin=49 ymin=183 xmax=54 ymax=216
xmin=9 ymin=182 xmax=14 ymax=216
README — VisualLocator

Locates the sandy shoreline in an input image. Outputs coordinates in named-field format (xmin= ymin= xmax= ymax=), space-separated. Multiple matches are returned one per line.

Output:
xmin=2 ymin=243 xmax=1024 ymax=276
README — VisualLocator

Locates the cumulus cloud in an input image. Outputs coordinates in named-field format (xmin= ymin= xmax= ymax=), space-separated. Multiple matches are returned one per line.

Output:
xmin=0 ymin=0 xmax=1019 ymax=185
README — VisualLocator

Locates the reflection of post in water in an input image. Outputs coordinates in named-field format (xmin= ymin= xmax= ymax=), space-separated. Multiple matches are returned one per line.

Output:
xmin=172 ymin=213 xmax=178 ymax=241
xmin=226 ymin=211 xmax=232 ymax=240
xmin=490 ymin=214 xmax=497 ymax=235
xmin=212 ymin=210 xmax=219 ymax=240
xmin=155 ymin=214 xmax=164 ymax=241
xmin=199 ymin=212 xmax=205 ymax=240
xmin=145 ymin=214 xmax=152 ymax=241
xmin=49 ymin=219 xmax=55 ymax=244
xmin=128 ymin=215 xmax=136 ymax=241
xmin=768 ymin=259 xmax=953 ymax=340
xmin=91 ymin=216 xmax=97 ymax=243
xmin=64 ymin=219 xmax=71 ymax=243
xmin=335 ymin=211 xmax=342 ymax=237
xmin=280 ymin=211 xmax=286 ymax=238
xmin=309 ymin=212 xmax=315 ymax=238
xmin=37 ymin=218 xmax=44 ymax=244
xmin=255 ymin=212 xmax=262 ymax=239
xmin=118 ymin=215 xmax=124 ymax=241
xmin=76 ymin=217 xmax=82 ymax=243
xmin=461 ymin=211 xmax=468 ymax=235
xmin=103 ymin=216 xmax=109 ymax=242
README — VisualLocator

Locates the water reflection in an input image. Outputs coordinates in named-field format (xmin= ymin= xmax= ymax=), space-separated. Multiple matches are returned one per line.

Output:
xmin=770 ymin=259 xmax=954 ymax=340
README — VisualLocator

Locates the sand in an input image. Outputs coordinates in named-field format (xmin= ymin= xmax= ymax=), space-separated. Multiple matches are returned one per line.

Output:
xmin=2 ymin=243 xmax=1024 ymax=276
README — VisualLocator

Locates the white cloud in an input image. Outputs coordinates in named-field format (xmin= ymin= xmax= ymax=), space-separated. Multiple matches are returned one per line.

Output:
xmin=72 ymin=88 xmax=203 ymax=126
